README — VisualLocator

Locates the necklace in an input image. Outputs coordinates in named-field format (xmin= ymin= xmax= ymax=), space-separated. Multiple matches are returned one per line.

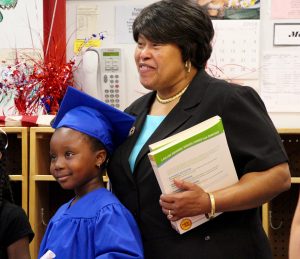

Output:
xmin=156 ymin=84 xmax=189 ymax=104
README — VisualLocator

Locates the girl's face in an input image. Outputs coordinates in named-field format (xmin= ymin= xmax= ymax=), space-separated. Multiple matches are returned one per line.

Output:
xmin=49 ymin=127 xmax=106 ymax=197
xmin=134 ymin=35 xmax=187 ymax=95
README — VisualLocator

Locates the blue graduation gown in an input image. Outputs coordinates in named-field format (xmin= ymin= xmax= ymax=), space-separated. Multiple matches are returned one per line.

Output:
xmin=38 ymin=188 xmax=144 ymax=259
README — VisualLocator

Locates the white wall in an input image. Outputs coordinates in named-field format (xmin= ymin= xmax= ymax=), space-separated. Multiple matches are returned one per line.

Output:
xmin=260 ymin=0 xmax=300 ymax=128
xmin=66 ymin=0 xmax=156 ymax=109
xmin=66 ymin=0 xmax=300 ymax=128
xmin=0 ymin=0 xmax=43 ymax=58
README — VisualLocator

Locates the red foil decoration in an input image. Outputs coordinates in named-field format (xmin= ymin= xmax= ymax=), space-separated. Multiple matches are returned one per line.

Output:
xmin=13 ymin=58 xmax=75 ymax=115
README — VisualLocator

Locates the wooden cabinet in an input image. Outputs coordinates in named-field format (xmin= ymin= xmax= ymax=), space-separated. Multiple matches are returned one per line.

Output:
xmin=1 ymin=127 xmax=28 ymax=213
xmin=29 ymin=127 xmax=74 ymax=258
xmin=262 ymin=129 xmax=300 ymax=259
xmin=28 ymin=127 xmax=108 ymax=258
xmin=4 ymin=125 xmax=293 ymax=258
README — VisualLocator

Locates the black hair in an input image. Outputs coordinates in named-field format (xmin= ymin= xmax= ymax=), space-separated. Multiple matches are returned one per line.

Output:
xmin=0 ymin=132 xmax=14 ymax=212
xmin=83 ymin=134 xmax=109 ymax=172
xmin=133 ymin=0 xmax=214 ymax=70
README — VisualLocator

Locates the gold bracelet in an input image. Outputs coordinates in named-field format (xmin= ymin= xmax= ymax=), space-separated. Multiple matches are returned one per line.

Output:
xmin=205 ymin=192 xmax=216 ymax=220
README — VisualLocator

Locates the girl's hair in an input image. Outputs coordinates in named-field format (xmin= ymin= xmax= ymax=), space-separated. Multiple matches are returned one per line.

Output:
xmin=84 ymin=133 xmax=109 ymax=172
xmin=133 ymin=0 xmax=214 ymax=70
xmin=0 ymin=131 xmax=14 ymax=212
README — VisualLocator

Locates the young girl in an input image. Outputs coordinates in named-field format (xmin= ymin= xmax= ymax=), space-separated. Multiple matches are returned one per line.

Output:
xmin=0 ymin=128 xmax=34 ymax=259
xmin=38 ymin=87 xmax=143 ymax=259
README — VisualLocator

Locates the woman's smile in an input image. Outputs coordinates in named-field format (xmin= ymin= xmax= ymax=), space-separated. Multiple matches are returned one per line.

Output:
xmin=139 ymin=63 xmax=155 ymax=73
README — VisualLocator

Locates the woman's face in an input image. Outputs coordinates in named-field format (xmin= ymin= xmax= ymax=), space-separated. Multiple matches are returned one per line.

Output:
xmin=134 ymin=35 xmax=186 ymax=92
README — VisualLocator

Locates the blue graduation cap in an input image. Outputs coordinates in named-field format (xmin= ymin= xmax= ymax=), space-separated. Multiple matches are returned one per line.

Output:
xmin=51 ymin=87 xmax=135 ymax=154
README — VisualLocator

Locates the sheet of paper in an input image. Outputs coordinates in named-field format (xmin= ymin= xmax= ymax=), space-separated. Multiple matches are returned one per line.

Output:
xmin=261 ymin=52 xmax=300 ymax=112
xmin=115 ymin=5 xmax=144 ymax=44
xmin=76 ymin=5 xmax=100 ymax=39
xmin=0 ymin=0 xmax=43 ymax=49
xmin=272 ymin=0 xmax=300 ymax=19
xmin=156 ymin=133 xmax=237 ymax=194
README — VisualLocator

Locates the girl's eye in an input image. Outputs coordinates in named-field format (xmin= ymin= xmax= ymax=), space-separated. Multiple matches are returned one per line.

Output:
xmin=50 ymin=154 xmax=56 ymax=161
xmin=65 ymin=151 xmax=74 ymax=158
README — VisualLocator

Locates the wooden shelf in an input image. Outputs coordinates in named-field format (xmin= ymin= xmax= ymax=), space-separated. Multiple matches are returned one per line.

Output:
xmin=3 ymin=123 xmax=300 ymax=259
xmin=292 ymin=177 xmax=300 ymax=184
xmin=1 ymin=127 xmax=28 ymax=214
xmin=262 ymin=130 xmax=300 ymax=258
xmin=9 ymin=175 xmax=24 ymax=181
xmin=29 ymin=127 xmax=54 ymax=258
xmin=28 ymin=126 xmax=109 ymax=257
xmin=33 ymin=175 xmax=56 ymax=181
xmin=277 ymin=128 xmax=300 ymax=134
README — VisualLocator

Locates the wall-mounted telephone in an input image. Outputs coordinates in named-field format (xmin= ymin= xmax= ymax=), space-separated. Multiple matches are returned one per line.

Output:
xmin=79 ymin=47 xmax=126 ymax=110
xmin=99 ymin=48 xmax=126 ymax=109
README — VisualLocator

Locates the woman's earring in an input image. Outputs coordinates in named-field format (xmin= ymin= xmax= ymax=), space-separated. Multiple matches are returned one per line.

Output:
xmin=185 ymin=60 xmax=191 ymax=73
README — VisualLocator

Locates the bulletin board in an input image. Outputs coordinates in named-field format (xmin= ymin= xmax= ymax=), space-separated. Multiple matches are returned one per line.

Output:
xmin=260 ymin=0 xmax=300 ymax=128
xmin=60 ymin=1 xmax=300 ymax=128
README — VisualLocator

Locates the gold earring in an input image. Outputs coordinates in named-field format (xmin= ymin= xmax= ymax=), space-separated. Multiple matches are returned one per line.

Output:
xmin=185 ymin=60 xmax=191 ymax=73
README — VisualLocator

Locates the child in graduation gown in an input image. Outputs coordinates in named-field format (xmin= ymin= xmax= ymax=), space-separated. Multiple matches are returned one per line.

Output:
xmin=38 ymin=87 xmax=144 ymax=259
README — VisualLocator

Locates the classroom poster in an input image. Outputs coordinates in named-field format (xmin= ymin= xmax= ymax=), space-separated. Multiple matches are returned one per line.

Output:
xmin=197 ymin=0 xmax=260 ymax=19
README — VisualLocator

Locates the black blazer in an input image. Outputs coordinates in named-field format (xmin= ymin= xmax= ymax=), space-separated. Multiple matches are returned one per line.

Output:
xmin=108 ymin=70 xmax=287 ymax=259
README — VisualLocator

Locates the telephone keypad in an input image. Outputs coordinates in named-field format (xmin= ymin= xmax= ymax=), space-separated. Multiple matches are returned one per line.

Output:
xmin=100 ymin=48 xmax=124 ymax=109
xmin=103 ymin=72 xmax=122 ymax=108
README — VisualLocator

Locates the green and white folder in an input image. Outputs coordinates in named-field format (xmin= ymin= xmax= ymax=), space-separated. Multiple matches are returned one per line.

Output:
xmin=148 ymin=116 xmax=238 ymax=234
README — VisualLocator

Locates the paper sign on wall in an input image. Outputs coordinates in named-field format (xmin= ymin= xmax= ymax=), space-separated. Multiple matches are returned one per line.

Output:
xmin=115 ymin=5 xmax=144 ymax=44
xmin=274 ymin=23 xmax=300 ymax=46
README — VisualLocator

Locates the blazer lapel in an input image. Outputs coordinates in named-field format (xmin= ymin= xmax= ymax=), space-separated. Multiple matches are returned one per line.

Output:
xmin=135 ymin=105 xmax=191 ymax=166
xmin=120 ymin=93 xmax=154 ymax=180
xmin=133 ymin=70 xmax=212 ymax=175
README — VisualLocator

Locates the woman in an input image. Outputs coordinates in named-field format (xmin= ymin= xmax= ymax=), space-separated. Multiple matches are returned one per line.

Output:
xmin=289 ymin=188 xmax=300 ymax=259
xmin=0 ymin=129 xmax=34 ymax=259
xmin=107 ymin=0 xmax=291 ymax=258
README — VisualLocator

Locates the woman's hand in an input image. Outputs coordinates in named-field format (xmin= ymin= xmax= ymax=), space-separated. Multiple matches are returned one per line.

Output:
xmin=159 ymin=162 xmax=291 ymax=221
xmin=159 ymin=179 xmax=211 ymax=221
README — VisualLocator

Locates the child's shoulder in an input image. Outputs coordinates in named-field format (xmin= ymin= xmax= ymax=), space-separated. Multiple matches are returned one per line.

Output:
xmin=82 ymin=187 xmax=124 ymax=214
xmin=1 ymin=200 xmax=27 ymax=219
xmin=53 ymin=188 xmax=124 ymax=220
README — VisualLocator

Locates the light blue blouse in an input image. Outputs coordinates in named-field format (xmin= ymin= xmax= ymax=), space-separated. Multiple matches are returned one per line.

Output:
xmin=129 ymin=115 xmax=165 ymax=172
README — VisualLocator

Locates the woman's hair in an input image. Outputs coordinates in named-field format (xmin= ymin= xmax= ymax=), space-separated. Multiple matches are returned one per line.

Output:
xmin=0 ymin=131 xmax=14 ymax=212
xmin=133 ymin=0 xmax=214 ymax=70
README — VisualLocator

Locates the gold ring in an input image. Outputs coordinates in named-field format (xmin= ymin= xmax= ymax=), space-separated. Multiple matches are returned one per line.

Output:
xmin=167 ymin=209 xmax=173 ymax=219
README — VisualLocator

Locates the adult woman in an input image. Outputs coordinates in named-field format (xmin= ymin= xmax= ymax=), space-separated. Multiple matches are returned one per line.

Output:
xmin=289 ymin=188 xmax=300 ymax=259
xmin=0 ymin=129 xmax=34 ymax=259
xmin=107 ymin=0 xmax=291 ymax=258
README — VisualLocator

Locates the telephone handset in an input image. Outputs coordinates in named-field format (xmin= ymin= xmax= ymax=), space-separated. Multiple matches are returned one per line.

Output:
xmin=80 ymin=47 xmax=126 ymax=110
xmin=81 ymin=48 xmax=101 ymax=99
